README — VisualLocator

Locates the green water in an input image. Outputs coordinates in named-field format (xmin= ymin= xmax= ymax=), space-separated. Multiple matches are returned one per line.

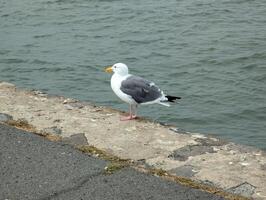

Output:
xmin=0 ymin=0 xmax=266 ymax=149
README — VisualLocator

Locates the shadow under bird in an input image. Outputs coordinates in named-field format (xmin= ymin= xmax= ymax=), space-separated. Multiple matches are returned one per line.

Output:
xmin=105 ymin=63 xmax=181 ymax=120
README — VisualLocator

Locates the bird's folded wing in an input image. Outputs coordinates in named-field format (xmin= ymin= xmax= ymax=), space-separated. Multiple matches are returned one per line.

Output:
xmin=120 ymin=75 xmax=162 ymax=104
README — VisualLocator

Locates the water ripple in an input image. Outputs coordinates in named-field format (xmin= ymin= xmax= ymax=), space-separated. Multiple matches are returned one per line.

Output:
xmin=1 ymin=0 xmax=266 ymax=150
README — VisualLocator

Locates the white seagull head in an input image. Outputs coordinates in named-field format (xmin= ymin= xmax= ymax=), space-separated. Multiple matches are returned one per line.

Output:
xmin=105 ymin=63 xmax=128 ymax=76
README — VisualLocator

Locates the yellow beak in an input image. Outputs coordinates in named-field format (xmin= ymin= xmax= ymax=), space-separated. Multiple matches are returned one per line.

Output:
xmin=105 ymin=66 xmax=113 ymax=73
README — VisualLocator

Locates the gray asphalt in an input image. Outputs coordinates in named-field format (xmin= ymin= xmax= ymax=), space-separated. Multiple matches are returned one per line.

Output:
xmin=0 ymin=124 xmax=225 ymax=200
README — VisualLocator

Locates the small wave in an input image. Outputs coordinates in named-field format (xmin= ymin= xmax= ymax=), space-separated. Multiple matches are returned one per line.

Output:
xmin=45 ymin=0 xmax=76 ymax=4
xmin=33 ymin=34 xmax=54 ymax=39
xmin=253 ymin=74 xmax=266 ymax=82
xmin=119 ymin=38 xmax=161 ymax=45
xmin=240 ymin=64 xmax=257 ymax=70
xmin=204 ymin=99 xmax=223 ymax=106
xmin=222 ymin=107 xmax=266 ymax=121
xmin=31 ymin=22 xmax=44 ymax=27
xmin=1 ymin=14 xmax=9 ymax=17
xmin=30 ymin=59 xmax=53 ymax=65
xmin=149 ymin=52 xmax=171 ymax=58
xmin=78 ymin=64 xmax=102 ymax=72
xmin=22 ymin=43 xmax=39 ymax=48
xmin=74 ymin=34 xmax=89 ymax=38
xmin=0 ymin=58 xmax=28 ymax=64
xmin=35 ymin=66 xmax=75 ymax=73
xmin=251 ymin=52 xmax=266 ymax=59
xmin=226 ymin=52 xmax=266 ymax=64
xmin=0 ymin=50 xmax=11 ymax=55
xmin=169 ymin=71 xmax=190 ymax=78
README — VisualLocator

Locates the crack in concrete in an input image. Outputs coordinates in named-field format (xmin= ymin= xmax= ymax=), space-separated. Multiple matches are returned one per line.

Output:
xmin=39 ymin=171 xmax=107 ymax=200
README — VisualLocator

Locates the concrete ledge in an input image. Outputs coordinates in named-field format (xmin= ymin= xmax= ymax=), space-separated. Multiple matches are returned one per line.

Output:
xmin=1 ymin=81 xmax=265 ymax=199
xmin=0 ymin=123 xmax=227 ymax=200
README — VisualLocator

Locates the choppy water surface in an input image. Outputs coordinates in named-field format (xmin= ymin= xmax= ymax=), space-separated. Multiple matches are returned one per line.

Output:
xmin=0 ymin=0 xmax=266 ymax=149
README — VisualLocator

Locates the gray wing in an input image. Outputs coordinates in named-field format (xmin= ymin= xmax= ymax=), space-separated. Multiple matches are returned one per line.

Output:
xmin=120 ymin=75 xmax=162 ymax=104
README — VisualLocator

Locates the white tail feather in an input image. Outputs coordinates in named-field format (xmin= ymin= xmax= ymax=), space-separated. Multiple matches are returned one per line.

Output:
xmin=159 ymin=102 xmax=170 ymax=107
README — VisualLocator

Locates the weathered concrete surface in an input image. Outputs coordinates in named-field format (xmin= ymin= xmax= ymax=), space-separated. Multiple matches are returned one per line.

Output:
xmin=0 ymin=123 xmax=225 ymax=200
xmin=0 ymin=81 xmax=265 ymax=199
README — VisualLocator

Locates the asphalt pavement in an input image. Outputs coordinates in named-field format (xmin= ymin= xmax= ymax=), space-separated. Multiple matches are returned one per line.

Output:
xmin=0 ymin=123 xmax=225 ymax=200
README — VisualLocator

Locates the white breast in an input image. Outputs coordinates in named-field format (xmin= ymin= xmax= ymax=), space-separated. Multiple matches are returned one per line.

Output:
xmin=111 ymin=74 xmax=137 ymax=105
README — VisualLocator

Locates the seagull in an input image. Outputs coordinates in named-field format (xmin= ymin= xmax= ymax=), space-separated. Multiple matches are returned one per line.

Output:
xmin=105 ymin=63 xmax=181 ymax=120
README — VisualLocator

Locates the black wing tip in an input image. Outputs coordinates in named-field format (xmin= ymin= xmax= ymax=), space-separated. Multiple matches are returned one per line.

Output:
xmin=165 ymin=95 xmax=181 ymax=102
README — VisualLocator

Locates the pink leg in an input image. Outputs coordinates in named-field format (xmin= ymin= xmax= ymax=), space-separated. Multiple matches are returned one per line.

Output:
xmin=120 ymin=104 xmax=138 ymax=121
xmin=132 ymin=104 xmax=138 ymax=119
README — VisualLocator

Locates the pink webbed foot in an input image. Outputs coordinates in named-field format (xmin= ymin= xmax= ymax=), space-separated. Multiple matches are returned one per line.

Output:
xmin=120 ymin=104 xmax=138 ymax=121
xmin=120 ymin=115 xmax=137 ymax=121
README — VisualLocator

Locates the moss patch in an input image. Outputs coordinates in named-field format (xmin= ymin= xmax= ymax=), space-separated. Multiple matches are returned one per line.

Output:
xmin=6 ymin=119 xmax=36 ymax=132
xmin=104 ymin=162 xmax=129 ymax=174
xmin=135 ymin=167 xmax=249 ymax=200
xmin=76 ymin=145 xmax=131 ymax=174
xmin=5 ymin=119 xmax=61 ymax=142
xmin=76 ymin=145 xmax=129 ymax=162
